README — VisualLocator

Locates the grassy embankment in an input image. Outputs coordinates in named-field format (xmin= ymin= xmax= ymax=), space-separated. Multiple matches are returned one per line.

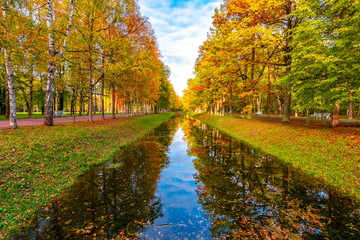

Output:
xmin=189 ymin=113 xmax=360 ymax=200
xmin=0 ymin=112 xmax=173 ymax=237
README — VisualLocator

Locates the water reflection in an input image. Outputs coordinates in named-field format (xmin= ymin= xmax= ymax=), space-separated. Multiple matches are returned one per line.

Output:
xmin=13 ymin=119 xmax=177 ymax=239
xmin=12 ymin=116 xmax=360 ymax=239
xmin=140 ymin=124 xmax=211 ymax=239
xmin=182 ymin=117 xmax=360 ymax=239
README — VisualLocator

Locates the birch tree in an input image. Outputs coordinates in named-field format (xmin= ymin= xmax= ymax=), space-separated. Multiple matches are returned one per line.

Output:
xmin=44 ymin=0 xmax=76 ymax=126
xmin=1 ymin=0 xmax=18 ymax=129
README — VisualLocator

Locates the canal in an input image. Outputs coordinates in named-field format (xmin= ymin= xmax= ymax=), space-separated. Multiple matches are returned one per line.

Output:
xmin=13 ymin=116 xmax=359 ymax=239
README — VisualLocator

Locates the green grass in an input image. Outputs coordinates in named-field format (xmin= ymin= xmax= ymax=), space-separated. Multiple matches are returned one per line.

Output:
xmin=0 ymin=112 xmax=44 ymax=120
xmin=0 ymin=112 xmax=174 ymax=237
xmin=190 ymin=113 xmax=360 ymax=200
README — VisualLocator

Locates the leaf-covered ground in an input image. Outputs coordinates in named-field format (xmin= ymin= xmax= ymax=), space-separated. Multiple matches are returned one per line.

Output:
xmin=191 ymin=114 xmax=360 ymax=200
xmin=0 ymin=113 xmax=173 ymax=237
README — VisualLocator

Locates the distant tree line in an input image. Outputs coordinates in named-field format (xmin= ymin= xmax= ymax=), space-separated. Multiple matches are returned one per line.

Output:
xmin=183 ymin=0 xmax=360 ymax=126
xmin=1 ymin=0 xmax=180 ymax=129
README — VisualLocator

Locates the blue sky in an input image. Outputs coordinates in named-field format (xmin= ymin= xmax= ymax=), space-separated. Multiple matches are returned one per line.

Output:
xmin=138 ymin=0 xmax=222 ymax=96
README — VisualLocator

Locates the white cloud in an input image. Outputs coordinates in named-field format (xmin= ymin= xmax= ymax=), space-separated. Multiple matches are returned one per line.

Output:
xmin=138 ymin=0 xmax=222 ymax=96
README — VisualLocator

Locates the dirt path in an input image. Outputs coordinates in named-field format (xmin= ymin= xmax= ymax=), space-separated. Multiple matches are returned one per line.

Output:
xmin=0 ymin=114 xmax=128 ymax=129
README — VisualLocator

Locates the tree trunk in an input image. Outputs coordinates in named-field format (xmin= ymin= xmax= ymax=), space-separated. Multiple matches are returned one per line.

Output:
xmin=59 ymin=90 xmax=65 ymax=111
xmin=229 ymin=80 xmax=233 ymax=115
xmin=93 ymin=97 xmax=96 ymax=115
xmin=88 ymin=82 xmax=93 ymax=121
xmin=2 ymin=2 xmax=18 ymax=129
xmin=4 ymin=50 xmax=17 ymax=129
xmin=221 ymin=96 xmax=225 ymax=116
xmin=282 ymin=0 xmax=294 ymax=123
xmin=44 ymin=0 xmax=55 ymax=126
xmin=101 ymin=52 xmax=105 ymax=120
xmin=332 ymin=103 xmax=340 ymax=127
xmin=79 ymin=89 xmax=83 ymax=115
xmin=101 ymin=80 xmax=105 ymax=120
xmin=88 ymin=46 xmax=93 ymax=122
xmin=39 ymin=75 xmax=45 ymax=115
xmin=0 ymin=87 xmax=6 ymax=115
xmin=248 ymin=100 xmax=253 ymax=119
xmin=87 ymin=14 xmax=95 ymax=122
xmin=348 ymin=92 xmax=354 ymax=120
xmin=282 ymin=84 xmax=291 ymax=123
xmin=266 ymin=75 xmax=271 ymax=116
xmin=21 ymin=89 xmax=30 ymax=115
xmin=6 ymin=87 xmax=10 ymax=118
xmin=56 ymin=68 xmax=65 ymax=111
xmin=256 ymin=95 xmax=261 ymax=113
xmin=70 ymin=89 xmax=75 ymax=116
xmin=112 ymin=84 xmax=116 ymax=119
xmin=44 ymin=0 xmax=76 ymax=125
xmin=248 ymin=48 xmax=255 ymax=119
xmin=28 ymin=70 xmax=34 ymax=118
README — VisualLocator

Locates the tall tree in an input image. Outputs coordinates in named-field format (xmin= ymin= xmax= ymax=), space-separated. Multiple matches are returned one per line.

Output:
xmin=0 ymin=0 xmax=174 ymax=124
xmin=290 ymin=0 xmax=360 ymax=126
xmin=44 ymin=0 xmax=76 ymax=126
xmin=1 ymin=0 xmax=18 ymax=129
xmin=185 ymin=0 xmax=295 ymax=118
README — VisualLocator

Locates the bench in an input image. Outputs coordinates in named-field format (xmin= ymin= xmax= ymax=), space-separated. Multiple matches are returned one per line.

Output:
xmin=310 ymin=112 xmax=331 ymax=120
xmin=53 ymin=110 xmax=66 ymax=117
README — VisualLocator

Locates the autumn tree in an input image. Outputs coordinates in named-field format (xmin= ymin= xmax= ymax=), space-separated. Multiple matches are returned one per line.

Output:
xmin=1 ymin=0 xmax=174 ymax=126
xmin=290 ymin=0 xmax=360 ymax=126
xmin=44 ymin=0 xmax=76 ymax=126
xmin=184 ymin=0 xmax=298 ymax=121
xmin=1 ymin=0 xmax=18 ymax=129
xmin=186 ymin=0 xmax=359 ymax=125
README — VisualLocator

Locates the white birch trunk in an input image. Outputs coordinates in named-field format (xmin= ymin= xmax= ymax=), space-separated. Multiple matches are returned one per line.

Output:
xmin=88 ymin=45 xmax=93 ymax=122
xmin=58 ymin=0 xmax=76 ymax=58
xmin=2 ymin=2 xmax=18 ymax=129
xmin=44 ymin=0 xmax=56 ymax=126
xmin=44 ymin=0 xmax=76 ymax=126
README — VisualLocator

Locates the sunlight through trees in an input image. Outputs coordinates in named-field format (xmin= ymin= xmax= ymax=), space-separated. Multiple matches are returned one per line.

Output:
xmin=0 ymin=0 xmax=178 ymax=128
xmin=183 ymin=0 xmax=360 ymax=126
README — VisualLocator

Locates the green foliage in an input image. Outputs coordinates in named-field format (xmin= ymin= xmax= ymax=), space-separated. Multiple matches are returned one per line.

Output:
xmin=1 ymin=0 xmax=176 ymax=121
xmin=185 ymin=0 xmax=359 ymax=119
xmin=290 ymin=0 xmax=360 ymax=110
xmin=184 ymin=0 xmax=294 ymax=117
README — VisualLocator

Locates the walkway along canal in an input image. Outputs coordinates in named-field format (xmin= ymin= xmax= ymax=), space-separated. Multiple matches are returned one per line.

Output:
xmin=13 ymin=116 xmax=360 ymax=239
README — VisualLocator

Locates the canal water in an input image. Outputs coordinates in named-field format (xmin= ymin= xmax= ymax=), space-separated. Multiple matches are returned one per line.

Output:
xmin=13 ymin=116 xmax=359 ymax=239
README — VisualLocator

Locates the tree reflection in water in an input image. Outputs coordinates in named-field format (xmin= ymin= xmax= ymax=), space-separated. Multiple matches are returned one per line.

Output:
xmin=182 ymin=117 xmax=359 ymax=239
xmin=13 ymin=119 xmax=177 ymax=240
xmin=12 ymin=117 xmax=360 ymax=239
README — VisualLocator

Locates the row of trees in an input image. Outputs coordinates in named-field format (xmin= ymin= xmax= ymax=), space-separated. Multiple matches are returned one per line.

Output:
xmin=183 ymin=0 xmax=360 ymax=126
xmin=1 ymin=0 xmax=180 ymax=129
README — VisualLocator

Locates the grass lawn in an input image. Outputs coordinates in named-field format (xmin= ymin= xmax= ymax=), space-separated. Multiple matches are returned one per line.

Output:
xmin=0 ymin=112 xmax=174 ymax=237
xmin=189 ymin=113 xmax=360 ymax=200
xmin=0 ymin=112 xmax=45 ymax=120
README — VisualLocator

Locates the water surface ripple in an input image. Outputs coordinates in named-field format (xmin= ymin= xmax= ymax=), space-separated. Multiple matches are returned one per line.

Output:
xmin=12 ymin=117 xmax=359 ymax=239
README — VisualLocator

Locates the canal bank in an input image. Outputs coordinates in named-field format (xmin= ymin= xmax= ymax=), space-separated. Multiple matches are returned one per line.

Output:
xmin=11 ymin=116 xmax=359 ymax=239
xmin=189 ymin=113 xmax=360 ymax=200
xmin=1 ymin=113 xmax=174 ymax=238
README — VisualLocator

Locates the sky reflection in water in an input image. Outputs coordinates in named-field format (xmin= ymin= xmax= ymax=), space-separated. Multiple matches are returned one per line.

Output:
xmin=12 ymin=117 xmax=360 ymax=239
xmin=140 ymin=126 xmax=211 ymax=240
